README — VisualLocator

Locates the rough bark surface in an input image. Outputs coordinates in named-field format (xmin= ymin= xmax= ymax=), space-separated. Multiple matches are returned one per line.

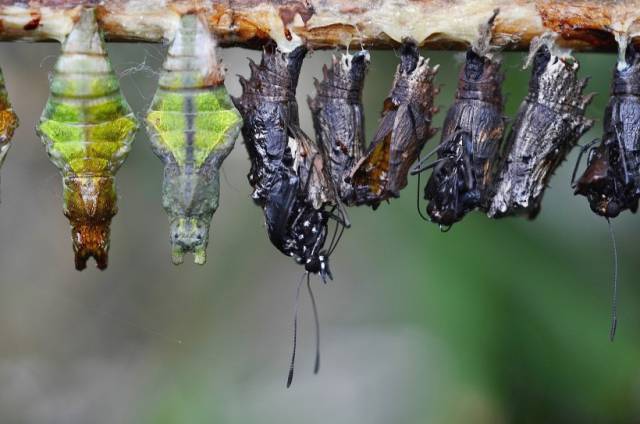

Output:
xmin=1 ymin=1 xmax=640 ymax=51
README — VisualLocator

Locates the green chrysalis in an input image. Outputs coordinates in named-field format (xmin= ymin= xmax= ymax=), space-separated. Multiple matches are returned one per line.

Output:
xmin=0 ymin=67 xmax=18 ymax=200
xmin=36 ymin=8 xmax=138 ymax=270
xmin=145 ymin=14 xmax=242 ymax=265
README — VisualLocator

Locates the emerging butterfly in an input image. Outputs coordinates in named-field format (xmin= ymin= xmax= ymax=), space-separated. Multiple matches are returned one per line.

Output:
xmin=235 ymin=44 xmax=348 ymax=387
xmin=573 ymin=42 xmax=640 ymax=218
xmin=36 ymin=8 xmax=138 ymax=270
xmin=413 ymin=10 xmax=505 ymax=228
xmin=234 ymin=44 xmax=346 ymax=281
xmin=308 ymin=50 xmax=370 ymax=203
xmin=572 ymin=38 xmax=640 ymax=341
xmin=348 ymin=41 xmax=439 ymax=209
xmin=146 ymin=13 xmax=242 ymax=265
xmin=0 ymin=67 xmax=18 ymax=200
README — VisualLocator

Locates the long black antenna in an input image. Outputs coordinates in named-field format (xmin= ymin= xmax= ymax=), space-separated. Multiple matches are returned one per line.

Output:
xmin=416 ymin=164 xmax=429 ymax=221
xmin=287 ymin=272 xmax=307 ymax=388
xmin=606 ymin=218 xmax=619 ymax=341
xmin=306 ymin=273 xmax=321 ymax=374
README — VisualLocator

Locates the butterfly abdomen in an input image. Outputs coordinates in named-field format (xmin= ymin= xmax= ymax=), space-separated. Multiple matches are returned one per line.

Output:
xmin=146 ymin=14 xmax=242 ymax=265
xmin=36 ymin=8 xmax=138 ymax=270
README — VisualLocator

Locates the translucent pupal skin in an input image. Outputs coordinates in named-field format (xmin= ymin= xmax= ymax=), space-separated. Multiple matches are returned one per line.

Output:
xmin=488 ymin=44 xmax=593 ymax=219
xmin=348 ymin=43 xmax=439 ymax=209
xmin=234 ymin=45 xmax=339 ymax=280
xmin=0 ymin=68 xmax=18 ymax=199
xmin=423 ymin=45 xmax=505 ymax=227
xmin=574 ymin=45 xmax=640 ymax=218
xmin=145 ymin=14 xmax=242 ymax=265
xmin=308 ymin=51 xmax=369 ymax=203
xmin=36 ymin=8 xmax=138 ymax=270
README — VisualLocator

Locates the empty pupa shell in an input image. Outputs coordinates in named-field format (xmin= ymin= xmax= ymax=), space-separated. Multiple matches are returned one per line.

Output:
xmin=36 ymin=8 xmax=138 ymax=270
xmin=308 ymin=50 xmax=370 ymax=203
xmin=348 ymin=42 xmax=439 ymax=209
xmin=488 ymin=38 xmax=593 ymax=219
xmin=146 ymin=14 xmax=242 ymax=265
xmin=0 ymin=68 xmax=18 ymax=200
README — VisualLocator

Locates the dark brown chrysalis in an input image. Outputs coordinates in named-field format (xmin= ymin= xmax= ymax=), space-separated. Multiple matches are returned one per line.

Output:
xmin=413 ymin=10 xmax=505 ymax=227
xmin=308 ymin=50 xmax=370 ymax=203
xmin=348 ymin=42 xmax=439 ymax=209
xmin=488 ymin=35 xmax=594 ymax=218
xmin=574 ymin=43 xmax=640 ymax=218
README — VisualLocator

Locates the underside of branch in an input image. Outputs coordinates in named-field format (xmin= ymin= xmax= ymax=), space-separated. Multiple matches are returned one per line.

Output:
xmin=0 ymin=1 xmax=639 ymax=51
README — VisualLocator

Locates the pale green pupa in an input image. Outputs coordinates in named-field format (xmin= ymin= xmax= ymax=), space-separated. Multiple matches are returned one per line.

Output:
xmin=36 ymin=8 xmax=138 ymax=270
xmin=146 ymin=14 xmax=242 ymax=265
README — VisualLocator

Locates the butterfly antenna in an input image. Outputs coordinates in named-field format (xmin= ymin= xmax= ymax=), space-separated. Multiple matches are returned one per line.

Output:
xmin=606 ymin=218 xmax=619 ymax=341
xmin=571 ymin=139 xmax=598 ymax=188
xmin=287 ymin=271 xmax=307 ymax=388
xmin=326 ymin=210 xmax=341 ymax=253
xmin=306 ymin=273 xmax=321 ymax=374
xmin=328 ymin=221 xmax=346 ymax=256
xmin=416 ymin=165 xmax=429 ymax=221
xmin=411 ymin=130 xmax=463 ymax=175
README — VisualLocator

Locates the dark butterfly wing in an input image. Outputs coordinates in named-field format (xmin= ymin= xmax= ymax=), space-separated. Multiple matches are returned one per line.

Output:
xmin=264 ymin=171 xmax=299 ymax=253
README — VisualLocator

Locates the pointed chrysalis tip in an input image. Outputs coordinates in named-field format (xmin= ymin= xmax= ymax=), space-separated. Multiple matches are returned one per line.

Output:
xmin=169 ymin=217 xmax=210 ymax=265
xmin=525 ymin=32 xmax=574 ymax=70
xmin=170 ymin=247 xmax=207 ymax=266
xmin=171 ymin=249 xmax=185 ymax=266
xmin=71 ymin=221 xmax=110 ymax=271
xmin=472 ymin=8 xmax=500 ymax=58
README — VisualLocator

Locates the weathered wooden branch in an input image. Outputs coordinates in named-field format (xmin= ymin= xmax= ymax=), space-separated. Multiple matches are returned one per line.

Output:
xmin=0 ymin=1 xmax=640 ymax=51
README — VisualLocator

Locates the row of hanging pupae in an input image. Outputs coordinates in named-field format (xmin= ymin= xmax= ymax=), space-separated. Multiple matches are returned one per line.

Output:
xmin=0 ymin=8 xmax=635 ymax=273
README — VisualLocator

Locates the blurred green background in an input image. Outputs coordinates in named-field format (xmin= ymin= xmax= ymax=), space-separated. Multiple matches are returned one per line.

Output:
xmin=0 ymin=41 xmax=638 ymax=424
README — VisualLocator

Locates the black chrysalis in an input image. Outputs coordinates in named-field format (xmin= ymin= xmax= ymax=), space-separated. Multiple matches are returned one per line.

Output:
xmin=348 ymin=42 xmax=439 ymax=209
xmin=488 ymin=35 xmax=594 ymax=218
xmin=412 ymin=10 xmax=505 ymax=227
xmin=308 ymin=50 xmax=370 ymax=203
xmin=574 ymin=43 xmax=640 ymax=217
xmin=234 ymin=44 xmax=344 ymax=280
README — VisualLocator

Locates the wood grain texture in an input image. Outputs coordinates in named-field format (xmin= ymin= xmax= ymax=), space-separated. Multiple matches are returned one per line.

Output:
xmin=1 ymin=1 xmax=640 ymax=51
